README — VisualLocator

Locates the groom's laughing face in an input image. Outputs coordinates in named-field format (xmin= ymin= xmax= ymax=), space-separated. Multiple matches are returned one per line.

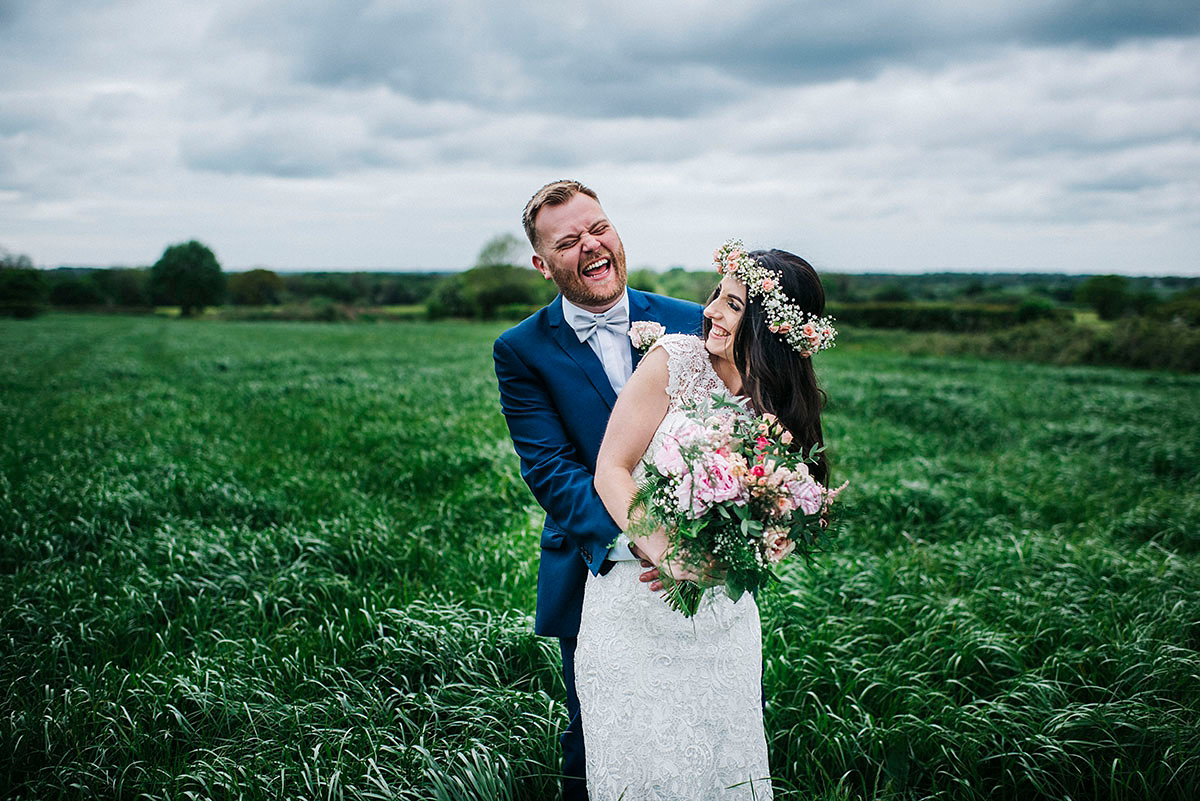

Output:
xmin=532 ymin=193 xmax=628 ymax=312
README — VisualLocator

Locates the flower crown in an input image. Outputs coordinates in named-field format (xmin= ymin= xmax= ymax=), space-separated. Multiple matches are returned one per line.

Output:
xmin=713 ymin=239 xmax=837 ymax=358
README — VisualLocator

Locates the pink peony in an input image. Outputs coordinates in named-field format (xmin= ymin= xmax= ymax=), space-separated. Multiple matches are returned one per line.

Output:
xmin=702 ymin=452 xmax=746 ymax=504
xmin=675 ymin=469 xmax=715 ymax=517
xmin=786 ymin=478 xmax=824 ymax=515
xmin=654 ymin=438 xmax=687 ymax=475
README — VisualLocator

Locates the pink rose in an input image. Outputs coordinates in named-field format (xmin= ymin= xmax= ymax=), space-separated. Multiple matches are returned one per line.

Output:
xmin=629 ymin=321 xmax=666 ymax=350
xmin=763 ymin=527 xmax=796 ymax=564
xmin=761 ymin=278 xmax=776 ymax=292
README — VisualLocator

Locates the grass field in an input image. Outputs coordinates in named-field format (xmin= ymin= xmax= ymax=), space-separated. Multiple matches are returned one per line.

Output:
xmin=2 ymin=314 xmax=1199 ymax=800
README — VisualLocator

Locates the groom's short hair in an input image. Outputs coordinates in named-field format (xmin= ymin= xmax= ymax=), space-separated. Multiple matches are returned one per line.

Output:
xmin=523 ymin=179 xmax=600 ymax=251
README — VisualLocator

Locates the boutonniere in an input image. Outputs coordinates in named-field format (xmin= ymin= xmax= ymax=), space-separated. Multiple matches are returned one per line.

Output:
xmin=629 ymin=321 xmax=666 ymax=351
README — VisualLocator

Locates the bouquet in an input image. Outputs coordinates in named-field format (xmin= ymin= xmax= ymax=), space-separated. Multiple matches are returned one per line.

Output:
xmin=626 ymin=396 xmax=846 ymax=616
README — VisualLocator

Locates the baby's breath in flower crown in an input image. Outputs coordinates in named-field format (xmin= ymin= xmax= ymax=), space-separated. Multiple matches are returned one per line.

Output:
xmin=713 ymin=239 xmax=837 ymax=358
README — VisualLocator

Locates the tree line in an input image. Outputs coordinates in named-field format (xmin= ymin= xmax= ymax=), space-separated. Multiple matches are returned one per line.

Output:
xmin=2 ymin=238 xmax=1198 ymax=329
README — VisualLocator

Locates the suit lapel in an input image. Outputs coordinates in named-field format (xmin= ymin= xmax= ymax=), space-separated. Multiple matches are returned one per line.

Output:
xmin=629 ymin=289 xmax=652 ymax=371
xmin=547 ymin=296 xmax=618 ymax=409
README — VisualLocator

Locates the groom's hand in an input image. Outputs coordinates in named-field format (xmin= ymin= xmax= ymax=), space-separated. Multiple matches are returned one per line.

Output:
xmin=629 ymin=544 xmax=665 ymax=592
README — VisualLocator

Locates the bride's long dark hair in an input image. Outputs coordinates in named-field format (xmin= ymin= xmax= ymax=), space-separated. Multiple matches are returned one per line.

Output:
xmin=703 ymin=248 xmax=830 ymax=484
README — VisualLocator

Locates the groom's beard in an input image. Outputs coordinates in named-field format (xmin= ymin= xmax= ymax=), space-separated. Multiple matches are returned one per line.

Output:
xmin=555 ymin=247 xmax=628 ymax=309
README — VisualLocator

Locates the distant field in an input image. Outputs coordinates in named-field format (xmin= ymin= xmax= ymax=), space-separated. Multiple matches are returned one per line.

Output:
xmin=2 ymin=315 xmax=1199 ymax=800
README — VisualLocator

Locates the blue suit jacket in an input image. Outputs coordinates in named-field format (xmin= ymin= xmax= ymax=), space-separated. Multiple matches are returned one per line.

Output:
xmin=494 ymin=289 xmax=704 ymax=637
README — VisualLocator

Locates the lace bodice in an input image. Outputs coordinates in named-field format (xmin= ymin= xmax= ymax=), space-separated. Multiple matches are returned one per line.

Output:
xmin=647 ymin=334 xmax=737 ymax=413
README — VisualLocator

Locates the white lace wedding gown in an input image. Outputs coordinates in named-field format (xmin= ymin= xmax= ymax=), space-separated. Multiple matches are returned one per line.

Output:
xmin=575 ymin=334 xmax=773 ymax=801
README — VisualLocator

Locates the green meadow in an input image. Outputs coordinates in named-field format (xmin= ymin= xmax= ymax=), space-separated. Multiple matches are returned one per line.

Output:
xmin=2 ymin=314 xmax=1198 ymax=800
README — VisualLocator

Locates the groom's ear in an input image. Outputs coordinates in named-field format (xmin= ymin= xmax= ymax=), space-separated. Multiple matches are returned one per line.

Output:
xmin=532 ymin=254 xmax=551 ymax=280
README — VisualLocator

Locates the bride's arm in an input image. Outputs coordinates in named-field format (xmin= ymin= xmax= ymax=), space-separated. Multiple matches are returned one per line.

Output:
xmin=594 ymin=348 xmax=674 ymax=564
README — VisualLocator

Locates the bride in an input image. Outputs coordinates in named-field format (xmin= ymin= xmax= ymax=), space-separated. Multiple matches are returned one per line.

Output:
xmin=575 ymin=245 xmax=834 ymax=800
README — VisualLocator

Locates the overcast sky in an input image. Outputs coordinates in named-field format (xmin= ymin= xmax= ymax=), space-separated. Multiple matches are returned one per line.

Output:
xmin=2 ymin=0 xmax=1198 ymax=275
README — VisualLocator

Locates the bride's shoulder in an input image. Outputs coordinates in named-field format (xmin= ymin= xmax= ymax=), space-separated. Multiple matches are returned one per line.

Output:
xmin=647 ymin=333 xmax=705 ymax=357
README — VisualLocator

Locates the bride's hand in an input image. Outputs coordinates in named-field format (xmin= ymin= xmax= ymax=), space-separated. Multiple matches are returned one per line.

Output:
xmin=632 ymin=530 xmax=723 ymax=588
xmin=658 ymin=551 xmax=724 ymax=587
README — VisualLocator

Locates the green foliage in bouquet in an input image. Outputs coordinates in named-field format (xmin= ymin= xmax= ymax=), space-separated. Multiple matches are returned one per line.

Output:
xmin=627 ymin=396 xmax=845 ymax=616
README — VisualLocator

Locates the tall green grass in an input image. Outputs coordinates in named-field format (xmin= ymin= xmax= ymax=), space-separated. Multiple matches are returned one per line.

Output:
xmin=2 ymin=316 xmax=1198 ymax=799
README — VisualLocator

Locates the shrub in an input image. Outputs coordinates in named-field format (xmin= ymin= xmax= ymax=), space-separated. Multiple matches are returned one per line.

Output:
xmin=48 ymin=276 xmax=105 ymax=307
xmin=0 ymin=267 xmax=47 ymax=318
xmin=891 ymin=318 xmax=1200 ymax=372
xmin=1076 ymin=274 xmax=1131 ymax=320
xmin=228 ymin=268 xmax=284 ymax=306
xmin=427 ymin=265 xmax=553 ymax=320
xmin=1154 ymin=289 xmax=1200 ymax=327
xmin=830 ymin=302 xmax=1071 ymax=332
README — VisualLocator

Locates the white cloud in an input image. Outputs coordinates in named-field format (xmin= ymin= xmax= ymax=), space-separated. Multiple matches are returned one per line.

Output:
xmin=0 ymin=0 xmax=1197 ymax=274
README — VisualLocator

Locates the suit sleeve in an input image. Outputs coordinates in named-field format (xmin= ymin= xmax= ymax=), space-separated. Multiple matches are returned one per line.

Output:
xmin=493 ymin=335 xmax=619 ymax=574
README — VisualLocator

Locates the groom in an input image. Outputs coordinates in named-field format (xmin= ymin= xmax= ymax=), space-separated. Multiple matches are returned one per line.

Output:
xmin=493 ymin=180 xmax=703 ymax=799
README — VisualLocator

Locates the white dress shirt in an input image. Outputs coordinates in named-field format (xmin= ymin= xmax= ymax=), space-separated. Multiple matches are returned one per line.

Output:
xmin=561 ymin=292 xmax=639 ymax=562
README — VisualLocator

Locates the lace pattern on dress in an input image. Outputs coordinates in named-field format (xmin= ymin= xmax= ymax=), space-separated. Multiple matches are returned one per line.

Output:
xmin=575 ymin=334 xmax=773 ymax=800
xmin=647 ymin=333 xmax=734 ymax=414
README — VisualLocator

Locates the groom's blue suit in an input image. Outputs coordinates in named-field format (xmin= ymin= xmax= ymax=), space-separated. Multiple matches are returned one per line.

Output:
xmin=494 ymin=288 xmax=702 ymax=794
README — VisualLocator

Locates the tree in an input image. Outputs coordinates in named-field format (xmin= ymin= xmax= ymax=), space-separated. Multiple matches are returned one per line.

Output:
xmin=0 ymin=246 xmax=45 ymax=317
xmin=1076 ymin=275 xmax=1130 ymax=321
xmin=228 ymin=268 xmax=284 ymax=306
xmin=148 ymin=240 xmax=225 ymax=317
xmin=475 ymin=232 xmax=527 ymax=268
xmin=426 ymin=264 xmax=555 ymax=320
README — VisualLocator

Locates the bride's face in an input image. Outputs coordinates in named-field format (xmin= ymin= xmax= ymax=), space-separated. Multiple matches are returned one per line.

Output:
xmin=703 ymin=275 xmax=746 ymax=362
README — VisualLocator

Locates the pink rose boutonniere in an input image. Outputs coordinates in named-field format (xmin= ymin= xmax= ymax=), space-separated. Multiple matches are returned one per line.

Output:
xmin=629 ymin=321 xmax=666 ymax=351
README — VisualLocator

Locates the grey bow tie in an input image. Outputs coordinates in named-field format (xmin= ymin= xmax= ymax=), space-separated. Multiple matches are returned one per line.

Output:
xmin=571 ymin=307 xmax=629 ymax=342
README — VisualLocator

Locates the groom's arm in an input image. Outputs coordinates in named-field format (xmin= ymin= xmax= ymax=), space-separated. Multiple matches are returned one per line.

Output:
xmin=494 ymin=336 xmax=619 ymax=574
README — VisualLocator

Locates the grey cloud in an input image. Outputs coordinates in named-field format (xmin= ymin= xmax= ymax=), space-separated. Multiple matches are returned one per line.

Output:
xmin=180 ymin=126 xmax=398 ymax=178
xmin=1069 ymin=173 xmax=1171 ymax=193
xmin=1026 ymin=0 xmax=1200 ymax=44
xmin=217 ymin=0 xmax=1200 ymax=121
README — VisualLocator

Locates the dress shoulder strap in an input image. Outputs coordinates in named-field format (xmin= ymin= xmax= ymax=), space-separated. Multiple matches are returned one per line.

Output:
xmin=645 ymin=334 xmax=724 ymax=408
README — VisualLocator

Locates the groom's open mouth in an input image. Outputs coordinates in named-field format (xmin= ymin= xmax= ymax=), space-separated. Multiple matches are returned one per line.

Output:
xmin=581 ymin=257 xmax=611 ymax=281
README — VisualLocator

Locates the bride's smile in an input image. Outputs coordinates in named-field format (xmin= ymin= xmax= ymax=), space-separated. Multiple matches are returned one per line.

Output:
xmin=703 ymin=275 xmax=747 ymax=363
